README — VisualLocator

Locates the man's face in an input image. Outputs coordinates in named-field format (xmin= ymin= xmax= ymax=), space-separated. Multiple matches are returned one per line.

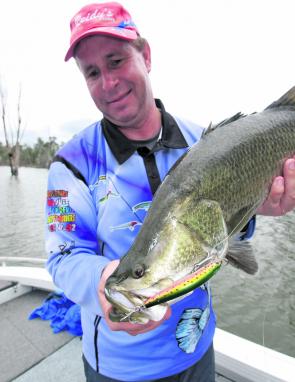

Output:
xmin=75 ymin=35 xmax=153 ymax=129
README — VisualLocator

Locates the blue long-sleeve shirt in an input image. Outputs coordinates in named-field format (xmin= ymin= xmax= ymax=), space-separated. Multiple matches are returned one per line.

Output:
xmin=46 ymin=100 xmax=254 ymax=381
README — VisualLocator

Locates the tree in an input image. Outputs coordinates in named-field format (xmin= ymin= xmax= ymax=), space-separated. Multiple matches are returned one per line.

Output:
xmin=0 ymin=78 xmax=25 ymax=176
xmin=0 ymin=137 xmax=61 ymax=168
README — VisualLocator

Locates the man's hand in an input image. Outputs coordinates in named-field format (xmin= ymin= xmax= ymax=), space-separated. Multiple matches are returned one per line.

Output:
xmin=98 ymin=260 xmax=171 ymax=335
xmin=257 ymin=157 xmax=295 ymax=216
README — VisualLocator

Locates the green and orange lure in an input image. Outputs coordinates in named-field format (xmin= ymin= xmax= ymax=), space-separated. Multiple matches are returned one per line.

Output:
xmin=143 ymin=261 xmax=222 ymax=309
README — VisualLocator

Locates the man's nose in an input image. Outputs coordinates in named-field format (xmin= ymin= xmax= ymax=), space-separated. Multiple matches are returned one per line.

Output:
xmin=101 ymin=71 xmax=118 ymax=91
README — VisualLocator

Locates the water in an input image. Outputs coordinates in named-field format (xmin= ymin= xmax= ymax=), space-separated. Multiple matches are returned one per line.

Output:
xmin=212 ymin=213 xmax=295 ymax=358
xmin=0 ymin=166 xmax=294 ymax=357
xmin=0 ymin=166 xmax=48 ymax=260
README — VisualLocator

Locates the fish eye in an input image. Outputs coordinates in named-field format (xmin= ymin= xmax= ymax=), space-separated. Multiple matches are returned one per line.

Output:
xmin=132 ymin=264 xmax=145 ymax=279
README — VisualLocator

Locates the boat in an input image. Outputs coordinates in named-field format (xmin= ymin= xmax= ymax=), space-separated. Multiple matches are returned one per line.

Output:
xmin=0 ymin=257 xmax=294 ymax=382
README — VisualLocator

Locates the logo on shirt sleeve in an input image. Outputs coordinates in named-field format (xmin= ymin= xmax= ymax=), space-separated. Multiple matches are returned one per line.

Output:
xmin=175 ymin=284 xmax=211 ymax=353
xmin=47 ymin=190 xmax=76 ymax=232
xmin=110 ymin=220 xmax=142 ymax=232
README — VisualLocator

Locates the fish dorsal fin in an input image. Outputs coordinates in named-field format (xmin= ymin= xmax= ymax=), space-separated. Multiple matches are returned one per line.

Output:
xmin=202 ymin=112 xmax=246 ymax=137
xmin=201 ymin=122 xmax=214 ymax=137
xmin=265 ymin=85 xmax=295 ymax=110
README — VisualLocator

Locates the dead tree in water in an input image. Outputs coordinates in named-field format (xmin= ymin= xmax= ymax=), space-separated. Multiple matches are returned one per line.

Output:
xmin=0 ymin=80 xmax=24 ymax=176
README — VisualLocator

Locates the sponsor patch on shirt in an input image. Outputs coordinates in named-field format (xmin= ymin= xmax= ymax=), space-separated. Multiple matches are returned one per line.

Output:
xmin=47 ymin=190 xmax=76 ymax=232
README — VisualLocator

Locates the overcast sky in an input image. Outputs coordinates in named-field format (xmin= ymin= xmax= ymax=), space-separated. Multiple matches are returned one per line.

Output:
xmin=1 ymin=0 xmax=295 ymax=145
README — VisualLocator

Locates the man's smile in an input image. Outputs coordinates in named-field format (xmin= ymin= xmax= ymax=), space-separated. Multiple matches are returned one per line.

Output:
xmin=107 ymin=89 xmax=132 ymax=104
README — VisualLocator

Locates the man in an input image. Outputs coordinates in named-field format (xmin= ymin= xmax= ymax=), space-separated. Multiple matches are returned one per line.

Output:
xmin=46 ymin=2 xmax=295 ymax=381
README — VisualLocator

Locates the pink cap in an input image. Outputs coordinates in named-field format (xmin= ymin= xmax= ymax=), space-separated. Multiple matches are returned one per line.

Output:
xmin=65 ymin=2 xmax=139 ymax=61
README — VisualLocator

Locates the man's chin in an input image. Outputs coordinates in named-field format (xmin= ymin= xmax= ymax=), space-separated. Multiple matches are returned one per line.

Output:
xmin=104 ymin=110 xmax=139 ymax=129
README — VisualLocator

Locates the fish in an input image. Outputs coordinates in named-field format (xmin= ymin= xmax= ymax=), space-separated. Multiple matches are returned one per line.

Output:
xmin=104 ymin=86 xmax=295 ymax=324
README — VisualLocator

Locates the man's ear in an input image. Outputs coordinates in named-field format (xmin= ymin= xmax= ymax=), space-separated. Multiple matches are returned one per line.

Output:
xmin=142 ymin=41 xmax=152 ymax=72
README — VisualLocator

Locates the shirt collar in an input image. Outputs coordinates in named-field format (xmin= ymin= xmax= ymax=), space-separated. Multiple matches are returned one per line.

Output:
xmin=101 ymin=99 xmax=188 ymax=164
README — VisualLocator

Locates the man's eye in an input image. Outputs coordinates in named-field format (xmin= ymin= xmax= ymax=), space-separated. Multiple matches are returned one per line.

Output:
xmin=87 ymin=70 xmax=99 ymax=79
xmin=109 ymin=59 xmax=122 ymax=68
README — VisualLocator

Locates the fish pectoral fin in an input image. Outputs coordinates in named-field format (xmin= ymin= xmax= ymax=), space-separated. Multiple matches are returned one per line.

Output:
xmin=226 ymin=237 xmax=258 ymax=275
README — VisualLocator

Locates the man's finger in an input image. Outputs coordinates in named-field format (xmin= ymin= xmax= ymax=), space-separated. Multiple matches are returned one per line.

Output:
xmin=281 ymin=157 xmax=295 ymax=213
xmin=269 ymin=176 xmax=285 ymax=206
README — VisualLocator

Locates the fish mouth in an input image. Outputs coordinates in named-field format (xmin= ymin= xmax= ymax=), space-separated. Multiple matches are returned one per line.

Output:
xmin=105 ymin=288 xmax=143 ymax=311
xmin=105 ymin=258 xmax=222 ymax=322
xmin=105 ymin=286 xmax=167 ymax=323
xmin=105 ymin=285 xmax=161 ymax=312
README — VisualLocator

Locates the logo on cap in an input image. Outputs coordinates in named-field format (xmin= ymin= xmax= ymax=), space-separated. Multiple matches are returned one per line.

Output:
xmin=74 ymin=8 xmax=116 ymax=27
xmin=65 ymin=2 xmax=139 ymax=61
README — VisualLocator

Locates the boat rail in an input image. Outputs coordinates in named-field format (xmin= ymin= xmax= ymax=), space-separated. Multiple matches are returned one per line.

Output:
xmin=0 ymin=260 xmax=294 ymax=381
xmin=0 ymin=256 xmax=47 ymax=266
xmin=0 ymin=257 xmax=53 ymax=304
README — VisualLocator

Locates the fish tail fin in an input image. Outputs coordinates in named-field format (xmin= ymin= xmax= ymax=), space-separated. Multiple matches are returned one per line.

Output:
xmin=225 ymin=238 xmax=258 ymax=275
xmin=265 ymin=86 xmax=295 ymax=110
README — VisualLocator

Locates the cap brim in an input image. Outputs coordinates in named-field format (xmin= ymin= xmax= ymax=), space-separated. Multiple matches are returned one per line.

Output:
xmin=64 ymin=27 xmax=138 ymax=61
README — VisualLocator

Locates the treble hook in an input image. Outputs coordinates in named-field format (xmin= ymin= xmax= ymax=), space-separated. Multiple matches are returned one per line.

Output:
xmin=119 ymin=304 xmax=146 ymax=322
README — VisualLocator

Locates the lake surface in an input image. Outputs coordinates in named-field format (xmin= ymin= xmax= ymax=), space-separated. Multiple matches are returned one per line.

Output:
xmin=0 ymin=166 xmax=294 ymax=357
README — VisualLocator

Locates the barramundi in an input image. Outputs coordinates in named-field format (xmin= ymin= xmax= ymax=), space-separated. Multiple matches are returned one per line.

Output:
xmin=105 ymin=86 xmax=295 ymax=324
